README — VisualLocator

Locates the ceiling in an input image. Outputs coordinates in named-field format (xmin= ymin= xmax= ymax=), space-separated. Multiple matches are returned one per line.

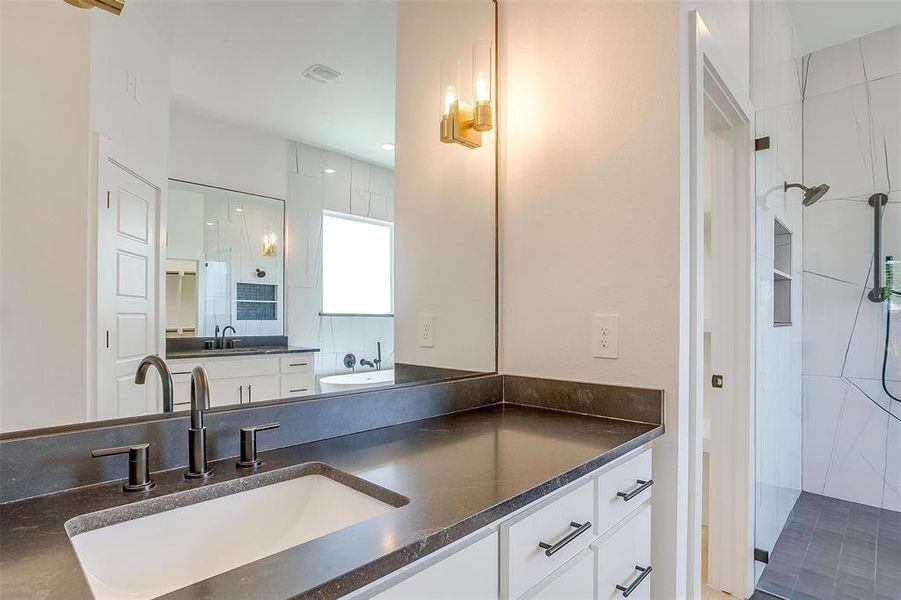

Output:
xmin=788 ymin=0 xmax=901 ymax=55
xmin=141 ymin=1 xmax=397 ymax=168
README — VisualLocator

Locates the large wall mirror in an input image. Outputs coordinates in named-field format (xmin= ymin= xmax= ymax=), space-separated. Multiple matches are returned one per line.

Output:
xmin=0 ymin=0 xmax=497 ymax=432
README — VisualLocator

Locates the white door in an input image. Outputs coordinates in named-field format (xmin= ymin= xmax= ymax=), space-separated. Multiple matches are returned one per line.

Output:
xmin=96 ymin=157 xmax=161 ymax=419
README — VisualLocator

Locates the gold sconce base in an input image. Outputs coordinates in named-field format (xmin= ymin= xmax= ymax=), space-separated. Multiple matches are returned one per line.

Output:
xmin=439 ymin=100 xmax=482 ymax=149
xmin=64 ymin=0 xmax=125 ymax=15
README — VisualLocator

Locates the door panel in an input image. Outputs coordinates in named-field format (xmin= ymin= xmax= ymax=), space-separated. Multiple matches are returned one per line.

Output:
xmin=97 ymin=158 xmax=160 ymax=420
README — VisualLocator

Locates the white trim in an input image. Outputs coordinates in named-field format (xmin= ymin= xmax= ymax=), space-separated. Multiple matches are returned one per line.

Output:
xmin=687 ymin=11 xmax=756 ymax=600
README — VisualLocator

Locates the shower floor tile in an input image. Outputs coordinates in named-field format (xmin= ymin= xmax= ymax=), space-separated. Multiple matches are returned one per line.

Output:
xmin=757 ymin=491 xmax=901 ymax=600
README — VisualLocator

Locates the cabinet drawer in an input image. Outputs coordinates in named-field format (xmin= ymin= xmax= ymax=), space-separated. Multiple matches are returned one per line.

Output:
xmin=281 ymin=374 xmax=315 ymax=397
xmin=596 ymin=449 xmax=653 ymax=535
xmin=203 ymin=357 xmax=279 ymax=379
xmin=501 ymin=480 xmax=595 ymax=599
xmin=280 ymin=356 xmax=314 ymax=374
xmin=374 ymin=532 xmax=498 ymax=599
xmin=595 ymin=504 xmax=652 ymax=600
xmin=522 ymin=549 xmax=594 ymax=600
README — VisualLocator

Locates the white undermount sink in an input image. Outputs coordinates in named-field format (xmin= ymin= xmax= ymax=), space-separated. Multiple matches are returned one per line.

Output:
xmin=67 ymin=466 xmax=404 ymax=599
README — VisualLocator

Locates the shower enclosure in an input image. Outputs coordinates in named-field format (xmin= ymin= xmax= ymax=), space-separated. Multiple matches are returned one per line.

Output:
xmin=752 ymin=10 xmax=900 ymax=600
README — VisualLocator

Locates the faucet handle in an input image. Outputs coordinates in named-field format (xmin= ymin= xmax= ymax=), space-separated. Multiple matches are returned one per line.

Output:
xmin=91 ymin=443 xmax=155 ymax=493
xmin=237 ymin=422 xmax=280 ymax=468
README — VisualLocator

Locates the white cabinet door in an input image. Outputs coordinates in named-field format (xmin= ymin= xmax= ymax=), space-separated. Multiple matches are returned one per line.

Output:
xmin=245 ymin=375 xmax=280 ymax=403
xmin=374 ymin=533 xmax=498 ymax=600
xmin=596 ymin=504 xmax=652 ymax=600
xmin=524 ymin=549 xmax=595 ymax=600
xmin=96 ymin=157 xmax=161 ymax=420
xmin=208 ymin=377 xmax=242 ymax=407
xmin=172 ymin=372 xmax=192 ymax=409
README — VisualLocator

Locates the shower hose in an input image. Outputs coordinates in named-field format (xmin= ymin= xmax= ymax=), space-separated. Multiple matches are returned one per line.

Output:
xmin=884 ymin=258 xmax=900 ymax=403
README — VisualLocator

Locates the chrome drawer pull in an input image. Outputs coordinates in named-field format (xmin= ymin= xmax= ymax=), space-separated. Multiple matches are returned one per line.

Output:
xmin=537 ymin=521 xmax=591 ymax=557
xmin=289 ymin=388 xmax=308 ymax=393
xmin=616 ymin=565 xmax=652 ymax=597
xmin=289 ymin=362 xmax=309 ymax=367
xmin=617 ymin=479 xmax=654 ymax=501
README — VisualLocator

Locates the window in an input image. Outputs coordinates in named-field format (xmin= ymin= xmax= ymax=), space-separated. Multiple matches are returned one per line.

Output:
xmin=322 ymin=211 xmax=393 ymax=315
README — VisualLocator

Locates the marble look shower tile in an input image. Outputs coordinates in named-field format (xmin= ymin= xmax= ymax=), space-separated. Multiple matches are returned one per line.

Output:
xmin=804 ymin=84 xmax=875 ymax=200
xmin=803 ymin=375 xmax=852 ymax=495
xmin=286 ymin=286 xmax=321 ymax=349
xmin=802 ymin=273 xmax=863 ymax=377
xmin=371 ymin=165 xmax=394 ymax=197
xmin=350 ymin=160 xmax=371 ymax=217
xmin=884 ymin=404 xmax=901 ymax=511
xmin=803 ymin=199 xmax=875 ymax=286
xmin=323 ymin=152 xmax=352 ymax=213
xmin=286 ymin=174 xmax=324 ymax=289
xmin=368 ymin=193 xmax=392 ymax=221
xmin=297 ymin=142 xmax=324 ymax=179
xmin=869 ymin=74 xmax=901 ymax=193
xmin=844 ymin=300 xmax=889 ymax=381
xmin=805 ymin=37 xmax=866 ymax=99
xmin=861 ymin=25 xmax=901 ymax=82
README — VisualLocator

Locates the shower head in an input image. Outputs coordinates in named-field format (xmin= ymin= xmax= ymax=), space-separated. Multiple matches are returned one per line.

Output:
xmin=784 ymin=181 xmax=830 ymax=206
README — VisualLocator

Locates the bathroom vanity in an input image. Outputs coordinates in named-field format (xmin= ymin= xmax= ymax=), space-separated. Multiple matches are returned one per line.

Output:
xmin=0 ymin=376 xmax=663 ymax=600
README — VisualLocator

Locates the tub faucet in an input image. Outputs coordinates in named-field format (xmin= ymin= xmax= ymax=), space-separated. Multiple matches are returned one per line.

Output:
xmin=360 ymin=342 xmax=383 ymax=370
xmin=134 ymin=355 xmax=174 ymax=412
xmin=185 ymin=366 xmax=212 ymax=479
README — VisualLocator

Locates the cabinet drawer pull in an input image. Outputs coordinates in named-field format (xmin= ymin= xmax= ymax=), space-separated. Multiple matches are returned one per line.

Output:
xmin=239 ymin=385 xmax=243 ymax=404
xmin=248 ymin=384 xmax=252 ymax=403
xmin=289 ymin=388 xmax=308 ymax=393
xmin=616 ymin=565 xmax=652 ymax=597
xmin=289 ymin=362 xmax=309 ymax=367
xmin=617 ymin=479 xmax=653 ymax=501
xmin=537 ymin=521 xmax=591 ymax=557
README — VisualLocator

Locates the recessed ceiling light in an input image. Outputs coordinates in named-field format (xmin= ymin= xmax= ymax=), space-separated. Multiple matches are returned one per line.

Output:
xmin=324 ymin=168 xmax=336 ymax=174
xmin=206 ymin=222 xmax=214 ymax=226
xmin=380 ymin=143 xmax=395 ymax=151
xmin=235 ymin=207 xmax=244 ymax=212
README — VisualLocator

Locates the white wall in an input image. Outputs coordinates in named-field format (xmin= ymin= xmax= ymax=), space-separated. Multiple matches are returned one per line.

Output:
xmin=500 ymin=2 xmax=682 ymax=598
xmin=0 ymin=1 xmax=92 ymax=432
xmin=800 ymin=24 xmax=901 ymax=511
xmin=750 ymin=0 xmax=805 ymax=565
xmin=394 ymin=0 xmax=497 ymax=373
xmin=169 ymin=107 xmax=289 ymax=200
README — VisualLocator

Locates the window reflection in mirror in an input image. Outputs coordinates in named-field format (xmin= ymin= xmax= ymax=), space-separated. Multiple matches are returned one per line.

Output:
xmin=0 ymin=0 xmax=496 ymax=433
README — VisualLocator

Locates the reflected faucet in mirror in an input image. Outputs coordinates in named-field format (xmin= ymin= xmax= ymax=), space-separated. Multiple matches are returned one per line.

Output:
xmin=360 ymin=342 xmax=383 ymax=371
xmin=134 ymin=355 xmax=174 ymax=413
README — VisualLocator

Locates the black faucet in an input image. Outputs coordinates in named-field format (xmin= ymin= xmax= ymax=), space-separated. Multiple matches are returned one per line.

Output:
xmin=134 ymin=355 xmax=174 ymax=412
xmin=221 ymin=325 xmax=237 ymax=349
xmin=360 ymin=342 xmax=383 ymax=371
xmin=185 ymin=366 xmax=212 ymax=479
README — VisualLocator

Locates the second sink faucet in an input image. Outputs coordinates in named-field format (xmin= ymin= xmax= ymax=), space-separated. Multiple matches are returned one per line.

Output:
xmin=185 ymin=366 xmax=212 ymax=479
xmin=135 ymin=355 xmax=174 ymax=413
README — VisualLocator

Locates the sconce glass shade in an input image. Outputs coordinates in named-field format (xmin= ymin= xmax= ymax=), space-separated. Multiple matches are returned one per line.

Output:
xmin=261 ymin=232 xmax=277 ymax=256
xmin=439 ymin=60 xmax=460 ymax=143
xmin=472 ymin=40 xmax=493 ymax=132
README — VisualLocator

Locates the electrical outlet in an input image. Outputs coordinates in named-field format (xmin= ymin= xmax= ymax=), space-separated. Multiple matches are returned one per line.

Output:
xmin=419 ymin=314 xmax=434 ymax=348
xmin=591 ymin=314 xmax=619 ymax=358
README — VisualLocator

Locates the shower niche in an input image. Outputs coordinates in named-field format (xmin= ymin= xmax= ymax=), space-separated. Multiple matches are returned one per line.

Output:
xmin=773 ymin=219 xmax=792 ymax=327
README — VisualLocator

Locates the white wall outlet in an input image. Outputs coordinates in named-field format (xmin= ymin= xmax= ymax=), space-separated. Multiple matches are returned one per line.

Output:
xmin=419 ymin=314 xmax=434 ymax=348
xmin=591 ymin=314 xmax=619 ymax=358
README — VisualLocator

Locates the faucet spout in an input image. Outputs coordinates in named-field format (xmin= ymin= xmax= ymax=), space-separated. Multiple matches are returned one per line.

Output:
xmin=185 ymin=366 xmax=212 ymax=479
xmin=134 ymin=355 xmax=174 ymax=412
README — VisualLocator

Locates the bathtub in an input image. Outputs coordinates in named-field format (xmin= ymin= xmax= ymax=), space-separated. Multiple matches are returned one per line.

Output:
xmin=319 ymin=369 xmax=395 ymax=393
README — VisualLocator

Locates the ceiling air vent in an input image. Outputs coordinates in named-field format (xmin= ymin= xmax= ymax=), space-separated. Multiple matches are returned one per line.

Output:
xmin=302 ymin=64 xmax=342 ymax=84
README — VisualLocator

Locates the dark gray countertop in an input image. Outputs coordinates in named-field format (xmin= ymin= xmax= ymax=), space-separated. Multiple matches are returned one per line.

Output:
xmin=0 ymin=404 xmax=662 ymax=600
xmin=166 ymin=346 xmax=319 ymax=360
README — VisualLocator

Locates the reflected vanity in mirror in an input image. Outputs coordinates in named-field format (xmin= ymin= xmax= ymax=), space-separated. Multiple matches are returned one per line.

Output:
xmin=0 ymin=0 xmax=497 ymax=432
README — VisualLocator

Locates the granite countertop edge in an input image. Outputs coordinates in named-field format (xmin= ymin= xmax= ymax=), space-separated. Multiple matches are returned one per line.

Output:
xmin=166 ymin=346 xmax=319 ymax=360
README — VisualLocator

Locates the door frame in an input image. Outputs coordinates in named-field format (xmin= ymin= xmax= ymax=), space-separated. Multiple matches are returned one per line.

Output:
xmin=89 ymin=135 xmax=167 ymax=420
xmin=686 ymin=11 xmax=756 ymax=599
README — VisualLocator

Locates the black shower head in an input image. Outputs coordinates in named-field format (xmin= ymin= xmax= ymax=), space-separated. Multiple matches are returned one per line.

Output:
xmin=784 ymin=181 xmax=830 ymax=206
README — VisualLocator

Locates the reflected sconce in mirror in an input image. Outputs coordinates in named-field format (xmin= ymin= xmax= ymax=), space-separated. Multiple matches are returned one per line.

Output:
xmin=261 ymin=233 xmax=277 ymax=257
xmin=63 ymin=0 xmax=125 ymax=15
xmin=439 ymin=41 xmax=493 ymax=149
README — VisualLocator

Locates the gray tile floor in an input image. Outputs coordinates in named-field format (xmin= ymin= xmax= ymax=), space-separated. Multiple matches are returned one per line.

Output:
xmin=757 ymin=492 xmax=901 ymax=600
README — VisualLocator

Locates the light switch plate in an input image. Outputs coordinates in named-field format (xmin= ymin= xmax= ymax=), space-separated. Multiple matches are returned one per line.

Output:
xmin=591 ymin=314 xmax=619 ymax=358
xmin=419 ymin=314 xmax=434 ymax=348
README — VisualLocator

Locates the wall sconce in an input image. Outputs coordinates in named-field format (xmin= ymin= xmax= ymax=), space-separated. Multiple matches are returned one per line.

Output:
xmin=261 ymin=233 xmax=277 ymax=257
xmin=63 ymin=0 xmax=125 ymax=15
xmin=439 ymin=40 xmax=493 ymax=149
